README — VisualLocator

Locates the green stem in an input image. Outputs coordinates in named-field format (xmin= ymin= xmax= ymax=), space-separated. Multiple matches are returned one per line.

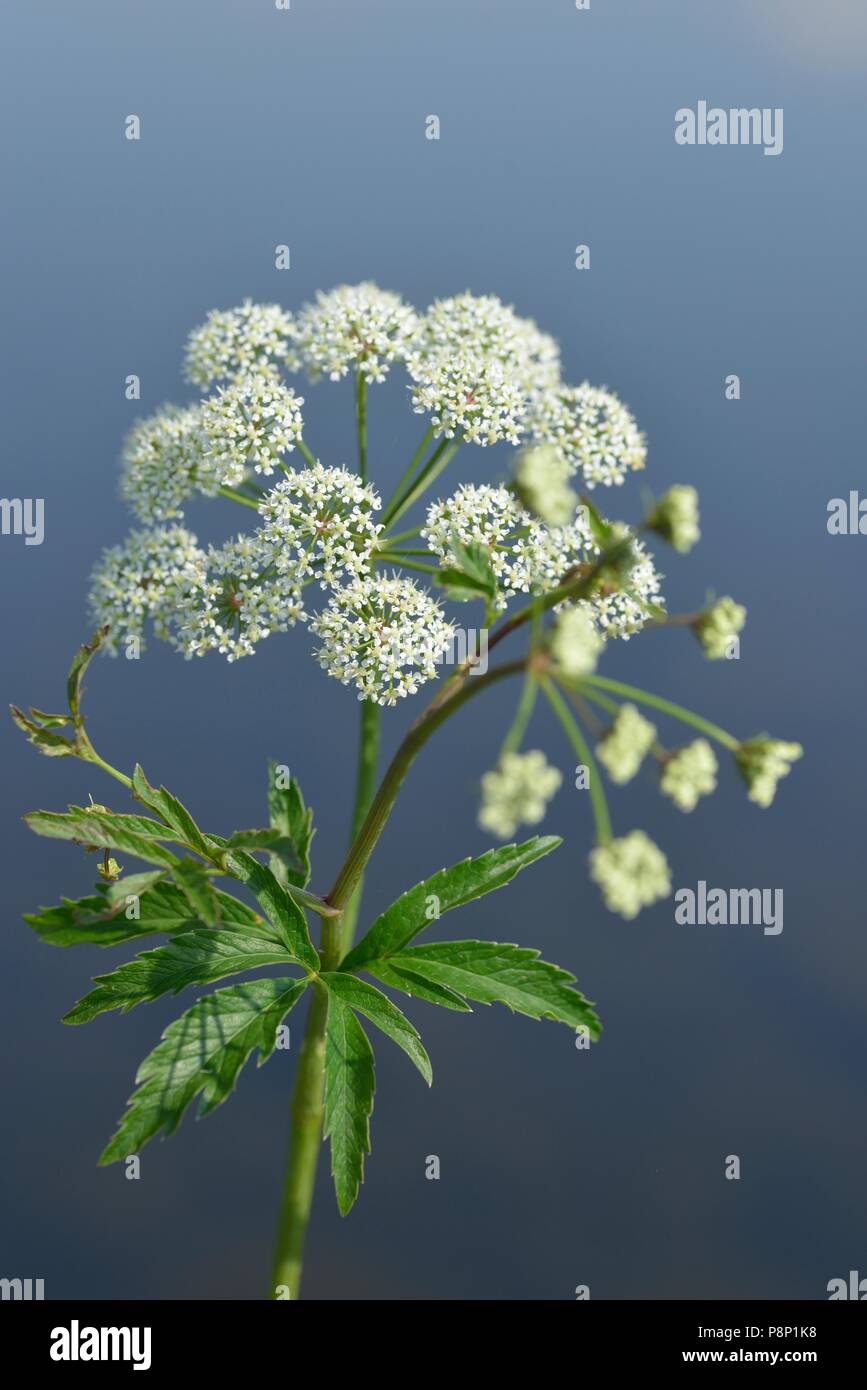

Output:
xmin=355 ymin=371 xmax=367 ymax=483
xmin=540 ymin=677 xmax=613 ymax=845
xmin=581 ymin=675 xmax=739 ymax=751
xmin=381 ymin=427 xmax=435 ymax=528
xmin=338 ymin=699 xmax=381 ymax=958
xmin=218 ymin=484 xmax=261 ymax=512
xmin=384 ymin=439 xmax=460 ymax=531
xmin=379 ymin=557 xmax=438 ymax=576
xmin=499 ymin=670 xmax=538 ymax=758
xmin=297 ymin=440 xmax=317 ymax=468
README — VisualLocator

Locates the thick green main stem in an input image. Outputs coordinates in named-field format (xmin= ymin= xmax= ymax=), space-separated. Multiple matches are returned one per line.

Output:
xmin=269 ymin=659 xmax=523 ymax=1298
xmin=339 ymin=699 xmax=381 ymax=959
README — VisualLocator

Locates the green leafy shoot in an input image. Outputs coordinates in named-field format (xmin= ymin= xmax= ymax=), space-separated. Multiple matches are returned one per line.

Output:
xmin=267 ymin=761 xmax=314 ymax=888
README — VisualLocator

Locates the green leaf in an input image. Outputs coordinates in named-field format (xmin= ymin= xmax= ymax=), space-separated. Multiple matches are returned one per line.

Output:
xmin=67 ymin=626 xmax=109 ymax=722
xmin=65 ymin=928 xmax=301 ymax=1024
xmin=267 ymin=762 xmax=313 ymax=888
xmin=384 ymin=940 xmax=600 ymax=1037
xmin=221 ymin=828 xmax=304 ymax=879
xmin=24 ymin=879 xmax=267 ymax=949
xmin=435 ymin=539 xmax=498 ymax=604
xmin=363 ymin=960 xmax=471 ymax=1012
xmin=221 ymin=849 xmax=319 ymax=971
xmin=342 ymin=836 xmax=561 ymax=971
xmin=10 ymin=706 xmax=74 ymax=757
xmin=103 ymin=870 xmax=165 ymax=905
xmin=171 ymin=858 xmax=221 ymax=925
xmin=131 ymin=765 xmax=214 ymax=861
xmin=321 ymin=973 xmax=432 ymax=1084
xmin=324 ymin=993 xmax=375 ymax=1216
xmin=24 ymin=808 xmax=180 ymax=869
xmin=99 ymin=977 xmax=308 ymax=1163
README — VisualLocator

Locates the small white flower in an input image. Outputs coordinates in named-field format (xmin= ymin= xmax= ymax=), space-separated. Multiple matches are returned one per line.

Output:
xmin=696 ymin=596 xmax=746 ymax=660
xmin=409 ymin=350 xmax=527 ymax=446
xmin=647 ymin=484 xmax=700 ymax=554
xmin=408 ymin=291 xmax=561 ymax=395
xmin=596 ymin=704 xmax=657 ymax=784
xmin=200 ymin=374 xmax=305 ymax=481
xmin=589 ymin=831 xmax=671 ymax=919
xmin=175 ymin=533 xmax=306 ymax=663
xmin=120 ymin=403 xmax=221 ymax=523
xmin=310 ymin=573 xmax=455 ymax=706
xmin=257 ymin=463 xmax=382 ymax=588
xmin=528 ymin=382 xmax=646 ymax=487
xmin=88 ymin=526 xmax=205 ymax=654
xmin=735 ymin=737 xmax=803 ymax=808
xmin=184 ymin=300 xmax=298 ymax=388
xmin=478 ymin=751 xmax=562 ymax=840
xmin=514 ymin=444 xmax=578 ymax=525
xmin=660 ymin=739 xmax=718 ymax=811
xmin=292 ymin=282 xmax=419 ymax=383
xmin=577 ymin=535 xmax=665 ymax=641
xmin=549 ymin=607 xmax=602 ymax=679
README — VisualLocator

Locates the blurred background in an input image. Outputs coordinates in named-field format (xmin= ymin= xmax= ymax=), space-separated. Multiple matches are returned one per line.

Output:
xmin=1 ymin=0 xmax=865 ymax=1300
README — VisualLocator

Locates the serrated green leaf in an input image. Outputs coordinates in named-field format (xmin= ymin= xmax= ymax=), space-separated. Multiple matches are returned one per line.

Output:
xmin=342 ymin=836 xmax=561 ymax=972
xmin=221 ymin=849 xmax=319 ymax=971
xmin=221 ymin=828 xmax=304 ymax=879
xmin=24 ymin=808 xmax=180 ymax=869
xmin=24 ymin=879 xmax=267 ymax=949
xmin=363 ymin=960 xmax=472 ymax=1012
xmin=321 ymin=973 xmax=432 ymax=1084
xmin=11 ymin=706 xmax=73 ymax=757
xmin=67 ymin=627 xmax=109 ymax=722
xmin=435 ymin=540 xmax=498 ymax=604
xmin=171 ymin=858 xmax=221 ymax=925
xmin=99 ymin=977 xmax=308 ymax=1163
xmin=103 ymin=870 xmax=165 ymax=905
xmin=65 ymin=928 xmax=301 ymax=1024
xmin=386 ymin=940 xmax=600 ymax=1037
xmin=267 ymin=762 xmax=313 ymax=888
xmin=131 ymin=765 xmax=214 ymax=861
xmin=324 ymin=993 xmax=375 ymax=1216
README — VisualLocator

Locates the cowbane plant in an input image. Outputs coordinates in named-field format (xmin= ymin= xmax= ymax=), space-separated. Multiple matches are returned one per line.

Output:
xmin=11 ymin=285 xmax=801 ymax=1300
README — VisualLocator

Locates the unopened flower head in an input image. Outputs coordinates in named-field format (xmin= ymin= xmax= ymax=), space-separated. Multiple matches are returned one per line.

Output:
xmin=695 ymin=595 xmax=746 ymax=659
xmin=292 ymin=282 xmax=419 ymax=384
xmin=589 ymin=830 xmax=671 ymax=919
xmin=120 ymin=403 xmax=223 ymax=523
xmin=660 ymin=739 xmax=718 ymax=811
xmin=528 ymin=382 xmax=646 ymax=488
xmin=409 ymin=351 xmax=526 ymax=446
xmin=514 ymin=443 xmax=578 ymax=526
xmin=175 ymin=533 xmax=306 ymax=663
xmin=647 ymin=484 xmax=700 ymax=554
xmin=257 ymin=463 xmax=382 ymax=588
xmin=200 ymin=374 xmax=305 ymax=481
xmin=596 ymin=704 xmax=657 ymax=784
xmin=184 ymin=300 xmax=298 ymax=388
xmin=478 ymin=750 xmax=562 ymax=840
xmin=549 ymin=606 xmax=602 ymax=679
xmin=735 ymin=736 xmax=803 ymax=808
xmin=89 ymin=525 xmax=204 ymax=655
xmin=310 ymin=573 xmax=454 ymax=706
xmin=409 ymin=292 xmax=561 ymax=395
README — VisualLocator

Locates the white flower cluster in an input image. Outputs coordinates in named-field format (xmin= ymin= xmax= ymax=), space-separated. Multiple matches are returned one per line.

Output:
xmin=577 ymin=535 xmax=665 ymax=640
xmin=478 ymin=751 xmax=563 ymax=840
xmin=310 ymin=574 xmax=455 ymax=706
xmin=596 ymin=704 xmax=657 ymax=784
xmin=257 ymin=463 xmax=382 ymax=587
xmin=409 ymin=353 xmax=527 ymax=446
xmin=292 ymin=283 xmax=418 ymax=383
xmin=120 ymin=403 xmax=221 ymax=524
xmin=175 ymin=535 xmax=305 ymax=663
xmin=660 ymin=739 xmax=718 ymax=811
xmin=589 ymin=831 xmax=671 ymax=920
xmin=184 ymin=301 xmax=298 ymax=388
xmin=89 ymin=526 xmax=204 ymax=654
xmin=528 ymin=382 xmax=646 ymax=488
xmin=647 ymin=484 xmax=700 ymax=554
xmin=408 ymin=292 xmax=561 ymax=396
xmin=200 ymin=374 xmax=305 ymax=480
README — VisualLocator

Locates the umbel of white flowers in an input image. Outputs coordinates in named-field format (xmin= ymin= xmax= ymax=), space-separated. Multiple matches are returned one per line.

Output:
xmin=90 ymin=284 xmax=800 ymax=918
